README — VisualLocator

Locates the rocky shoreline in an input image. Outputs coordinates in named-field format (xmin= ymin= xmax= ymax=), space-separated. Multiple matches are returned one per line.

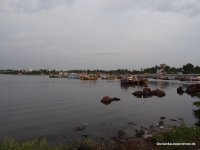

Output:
xmin=1 ymin=120 xmax=199 ymax=150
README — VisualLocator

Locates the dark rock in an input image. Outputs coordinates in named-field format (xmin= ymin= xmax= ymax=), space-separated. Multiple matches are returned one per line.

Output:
xmin=128 ymin=122 xmax=136 ymax=126
xmin=101 ymin=101 xmax=111 ymax=105
xmin=155 ymin=89 xmax=166 ymax=97
xmin=160 ymin=116 xmax=166 ymax=120
xmin=101 ymin=96 xmax=113 ymax=103
xmin=75 ymin=123 xmax=88 ymax=131
xmin=196 ymin=84 xmax=200 ymax=89
xmin=157 ymin=120 xmax=164 ymax=126
xmin=133 ymin=88 xmax=166 ymax=98
xmin=177 ymin=86 xmax=183 ymax=91
xmin=143 ymin=87 xmax=152 ymax=97
xmin=136 ymin=129 xmax=145 ymax=138
xmin=149 ymin=125 xmax=154 ymax=129
xmin=169 ymin=119 xmax=177 ymax=122
xmin=151 ymin=90 xmax=157 ymax=96
xmin=101 ymin=96 xmax=120 ymax=105
xmin=136 ymin=95 xmax=143 ymax=98
xmin=186 ymin=87 xmax=198 ymax=94
xmin=177 ymin=86 xmax=184 ymax=95
xmin=133 ymin=91 xmax=143 ymax=97
xmin=186 ymin=84 xmax=200 ymax=96
xmin=143 ymin=88 xmax=151 ymax=94
xmin=82 ymin=134 xmax=88 ymax=137
xmin=112 ymin=97 xmax=120 ymax=101
xmin=143 ymin=95 xmax=149 ymax=98
xmin=118 ymin=130 xmax=127 ymax=139
xmin=158 ymin=91 xmax=165 ymax=97
xmin=151 ymin=89 xmax=166 ymax=97
xmin=178 ymin=117 xmax=184 ymax=121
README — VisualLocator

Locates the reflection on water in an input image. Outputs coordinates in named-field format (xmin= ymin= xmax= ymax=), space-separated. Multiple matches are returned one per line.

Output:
xmin=148 ymin=80 xmax=182 ymax=90
xmin=193 ymin=109 xmax=200 ymax=126
xmin=193 ymin=101 xmax=200 ymax=126
xmin=120 ymin=84 xmax=145 ymax=91
xmin=120 ymin=79 xmax=183 ymax=91
xmin=0 ymin=75 xmax=198 ymax=143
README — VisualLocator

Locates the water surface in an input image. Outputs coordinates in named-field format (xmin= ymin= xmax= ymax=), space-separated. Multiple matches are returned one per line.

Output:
xmin=0 ymin=75 xmax=199 ymax=143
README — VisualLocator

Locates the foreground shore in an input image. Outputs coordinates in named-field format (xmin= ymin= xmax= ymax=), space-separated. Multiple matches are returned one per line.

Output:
xmin=1 ymin=126 xmax=200 ymax=150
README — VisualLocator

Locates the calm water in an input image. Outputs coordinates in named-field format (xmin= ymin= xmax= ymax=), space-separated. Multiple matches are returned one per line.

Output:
xmin=0 ymin=75 xmax=199 ymax=143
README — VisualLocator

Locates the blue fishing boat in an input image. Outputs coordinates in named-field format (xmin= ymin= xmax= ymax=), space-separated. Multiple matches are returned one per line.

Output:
xmin=68 ymin=73 xmax=80 ymax=79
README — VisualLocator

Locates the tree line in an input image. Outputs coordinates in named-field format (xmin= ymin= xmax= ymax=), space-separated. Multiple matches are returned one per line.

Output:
xmin=0 ymin=63 xmax=200 ymax=75
xmin=143 ymin=63 xmax=200 ymax=74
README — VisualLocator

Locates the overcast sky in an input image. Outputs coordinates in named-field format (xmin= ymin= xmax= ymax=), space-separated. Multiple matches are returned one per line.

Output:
xmin=0 ymin=0 xmax=200 ymax=70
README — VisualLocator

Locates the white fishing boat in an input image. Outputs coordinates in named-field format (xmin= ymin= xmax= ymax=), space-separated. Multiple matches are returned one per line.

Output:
xmin=196 ymin=76 xmax=200 ymax=81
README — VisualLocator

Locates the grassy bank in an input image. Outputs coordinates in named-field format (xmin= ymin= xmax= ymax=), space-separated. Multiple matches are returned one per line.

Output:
xmin=193 ymin=101 xmax=200 ymax=107
xmin=0 ymin=138 xmax=70 ymax=150
xmin=0 ymin=138 xmax=118 ymax=150
xmin=195 ymin=92 xmax=200 ymax=98
xmin=1 ymin=127 xmax=200 ymax=150
xmin=153 ymin=126 xmax=200 ymax=150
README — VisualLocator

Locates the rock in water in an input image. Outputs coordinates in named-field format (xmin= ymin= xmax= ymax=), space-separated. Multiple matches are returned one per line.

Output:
xmin=152 ymin=89 xmax=165 ymax=97
xmin=133 ymin=91 xmax=143 ymax=97
xmin=143 ymin=88 xmax=151 ymax=97
xmin=186 ymin=84 xmax=200 ymax=96
xmin=101 ymin=96 xmax=121 ymax=105
xmin=112 ymin=97 xmax=121 ymax=101
xmin=157 ymin=90 xmax=165 ymax=97
xmin=101 ymin=96 xmax=113 ymax=103
xmin=177 ymin=86 xmax=184 ymax=95
xmin=160 ymin=116 xmax=166 ymax=120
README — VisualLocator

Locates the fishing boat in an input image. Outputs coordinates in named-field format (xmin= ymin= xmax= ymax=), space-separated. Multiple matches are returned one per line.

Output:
xmin=101 ymin=75 xmax=115 ymax=80
xmin=139 ymin=78 xmax=148 ymax=85
xmin=49 ymin=74 xmax=60 ymax=78
xmin=68 ymin=73 xmax=80 ymax=79
xmin=80 ymin=75 xmax=98 ymax=80
xmin=196 ymin=76 xmax=200 ymax=81
xmin=121 ymin=76 xmax=148 ymax=85
xmin=121 ymin=78 xmax=129 ymax=84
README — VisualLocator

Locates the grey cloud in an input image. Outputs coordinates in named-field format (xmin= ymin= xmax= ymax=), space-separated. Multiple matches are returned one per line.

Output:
xmin=0 ymin=0 xmax=74 ymax=13
xmin=91 ymin=51 xmax=126 ymax=57
xmin=0 ymin=0 xmax=200 ymax=69
xmin=99 ymin=0 xmax=200 ymax=16
xmin=12 ymin=31 xmax=44 ymax=40
xmin=2 ymin=30 xmax=46 ymax=48
xmin=145 ymin=0 xmax=200 ymax=16
xmin=1 ymin=0 xmax=200 ymax=16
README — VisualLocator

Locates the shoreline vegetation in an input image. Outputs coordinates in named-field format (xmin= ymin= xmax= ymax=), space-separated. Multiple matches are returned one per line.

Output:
xmin=1 ymin=63 xmax=200 ymax=76
xmin=1 ymin=126 xmax=200 ymax=150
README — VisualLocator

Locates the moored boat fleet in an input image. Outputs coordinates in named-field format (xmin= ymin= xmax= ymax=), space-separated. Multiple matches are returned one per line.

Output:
xmin=152 ymin=74 xmax=200 ymax=81
xmin=48 ymin=72 xmax=149 ymax=85
xmin=49 ymin=71 xmax=200 ymax=85
xmin=49 ymin=72 xmax=99 ymax=80
xmin=120 ymin=75 xmax=148 ymax=85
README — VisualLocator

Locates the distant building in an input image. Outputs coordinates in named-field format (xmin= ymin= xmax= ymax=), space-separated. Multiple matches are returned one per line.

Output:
xmin=22 ymin=69 xmax=33 ymax=73
xmin=178 ymin=72 xmax=183 ymax=75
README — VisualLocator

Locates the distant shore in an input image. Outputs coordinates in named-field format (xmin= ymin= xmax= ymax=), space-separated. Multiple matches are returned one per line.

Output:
xmin=1 ymin=63 xmax=200 ymax=75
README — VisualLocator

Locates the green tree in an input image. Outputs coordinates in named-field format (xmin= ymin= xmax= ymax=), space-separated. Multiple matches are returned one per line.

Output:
xmin=182 ymin=63 xmax=194 ymax=74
